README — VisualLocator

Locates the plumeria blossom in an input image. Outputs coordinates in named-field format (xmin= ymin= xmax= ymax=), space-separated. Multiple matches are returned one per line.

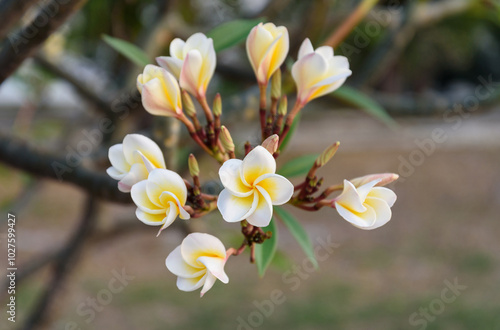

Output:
xmin=131 ymin=168 xmax=190 ymax=236
xmin=292 ymin=38 xmax=352 ymax=106
xmin=156 ymin=33 xmax=216 ymax=98
xmin=217 ymin=146 xmax=294 ymax=227
xmin=107 ymin=134 xmax=166 ymax=192
xmin=166 ymin=233 xmax=229 ymax=297
xmin=137 ymin=65 xmax=182 ymax=117
xmin=334 ymin=179 xmax=397 ymax=230
xmin=246 ymin=22 xmax=289 ymax=86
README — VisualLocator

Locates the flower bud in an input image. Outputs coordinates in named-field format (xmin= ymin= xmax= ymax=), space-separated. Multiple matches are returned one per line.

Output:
xmin=271 ymin=70 xmax=281 ymax=100
xmin=246 ymin=23 xmax=289 ymax=86
xmin=315 ymin=142 xmax=340 ymax=167
xmin=188 ymin=154 xmax=199 ymax=177
xmin=220 ymin=126 xmax=234 ymax=153
xmin=137 ymin=65 xmax=182 ymax=117
xmin=182 ymin=90 xmax=196 ymax=117
xmin=261 ymin=134 xmax=279 ymax=154
xmin=213 ymin=93 xmax=222 ymax=117
xmin=350 ymin=173 xmax=399 ymax=188
xmin=278 ymin=96 xmax=287 ymax=116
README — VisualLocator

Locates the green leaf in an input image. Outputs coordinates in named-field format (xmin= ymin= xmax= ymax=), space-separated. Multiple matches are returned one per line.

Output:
xmin=332 ymin=85 xmax=397 ymax=128
xmin=278 ymin=154 xmax=318 ymax=178
xmin=102 ymin=34 xmax=150 ymax=67
xmin=254 ymin=219 xmax=278 ymax=277
xmin=207 ymin=18 xmax=263 ymax=53
xmin=278 ymin=113 xmax=300 ymax=152
xmin=274 ymin=207 xmax=318 ymax=269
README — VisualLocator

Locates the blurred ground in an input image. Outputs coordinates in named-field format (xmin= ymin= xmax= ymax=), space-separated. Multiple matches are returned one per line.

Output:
xmin=1 ymin=106 xmax=500 ymax=330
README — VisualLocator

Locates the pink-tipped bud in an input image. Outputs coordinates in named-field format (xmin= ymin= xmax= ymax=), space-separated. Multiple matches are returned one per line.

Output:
xmin=350 ymin=173 xmax=399 ymax=187
xmin=261 ymin=134 xmax=279 ymax=154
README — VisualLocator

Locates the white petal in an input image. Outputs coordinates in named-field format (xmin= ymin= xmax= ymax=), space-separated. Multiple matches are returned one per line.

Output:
xmin=368 ymin=187 xmax=397 ymax=207
xmin=315 ymin=46 xmax=333 ymax=60
xmin=156 ymin=56 xmax=183 ymax=80
xmin=292 ymin=52 xmax=329 ymax=103
xmin=170 ymin=38 xmax=186 ymax=59
xmin=180 ymin=49 xmax=204 ymax=97
xmin=364 ymin=197 xmax=392 ymax=229
xmin=335 ymin=202 xmax=376 ymax=229
xmin=141 ymin=79 xmax=176 ymax=116
xmin=176 ymin=273 xmax=207 ymax=292
xmin=254 ymin=173 xmax=294 ymax=205
xmin=135 ymin=208 xmax=167 ymax=226
xmin=106 ymin=166 xmax=126 ymax=181
xmin=246 ymin=186 xmax=273 ymax=227
xmin=241 ymin=146 xmax=276 ymax=186
xmin=181 ymin=233 xmax=226 ymax=268
xmin=219 ymin=159 xmax=253 ymax=197
xmin=157 ymin=202 xmax=179 ymax=236
xmin=131 ymin=180 xmax=165 ymax=214
xmin=298 ymin=38 xmax=314 ymax=59
xmin=217 ymin=189 xmax=258 ymax=223
xmin=108 ymin=144 xmax=129 ymax=173
xmin=159 ymin=191 xmax=190 ymax=220
xmin=200 ymin=272 xmax=217 ymax=297
xmin=122 ymin=134 xmax=166 ymax=169
xmin=356 ymin=179 xmax=381 ymax=202
xmin=183 ymin=33 xmax=209 ymax=57
xmin=118 ymin=163 xmax=148 ymax=192
xmin=246 ymin=23 xmax=274 ymax=79
xmin=197 ymin=256 xmax=229 ymax=283
xmin=335 ymin=180 xmax=367 ymax=213
xmin=146 ymin=169 xmax=187 ymax=206
xmin=166 ymin=246 xmax=205 ymax=278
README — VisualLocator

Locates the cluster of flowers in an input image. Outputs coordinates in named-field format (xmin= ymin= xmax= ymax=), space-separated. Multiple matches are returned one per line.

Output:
xmin=107 ymin=23 xmax=398 ymax=297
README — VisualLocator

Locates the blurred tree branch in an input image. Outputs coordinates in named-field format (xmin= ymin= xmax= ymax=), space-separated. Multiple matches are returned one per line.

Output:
xmin=22 ymin=196 xmax=97 ymax=330
xmin=0 ymin=0 xmax=40 ymax=40
xmin=0 ymin=0 xmax=88 ymax=84
xmin=0 ymin=134 xmax=132 ymax=203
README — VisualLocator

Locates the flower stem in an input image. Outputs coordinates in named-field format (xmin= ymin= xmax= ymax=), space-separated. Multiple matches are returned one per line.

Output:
xmin=259 ymin=84 xmax=267 ymax=140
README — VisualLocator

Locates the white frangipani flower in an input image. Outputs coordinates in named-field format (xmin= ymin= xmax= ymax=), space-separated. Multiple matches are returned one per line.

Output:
xmin=292 ymin=38 xmax=352 ymax=106
xmin=137 ymin=65 xmax=183 ymax=117
xmin=156 ymin=33 xmax=216 ymax=98
xmin=166 ymin=233 xmax=229 ymax=297
xmin=107 ymin=134 xmax=166 ymax=193
xmin=334 ymin=179 xmax=397 ymax=230
xmin=217 ymin=146 xmax=294 ymax=227
xmin=131 ymin=168 xmax=190 ymax=236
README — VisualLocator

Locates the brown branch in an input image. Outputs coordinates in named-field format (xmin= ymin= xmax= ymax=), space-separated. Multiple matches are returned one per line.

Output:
xmin=0 ymin=0 xmax=88 ymax=85
xmin=0 ymin=134 xmax=132 ymax=204
xmin=0 ymin=0 xmax=40 ymax=41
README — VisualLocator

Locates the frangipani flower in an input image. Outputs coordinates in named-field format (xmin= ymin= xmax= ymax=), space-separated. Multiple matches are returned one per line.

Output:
xmin=334 ymin=179 xmax=397 ymax=230
xmin=131 ymin=168 xmax=190 ymax=236
xmin=107 ymin=134 xmax=166 ymax=192
xmin=166 ymin=232 xmax=229 ymax=297
xmin=156 ymin=33 xmax=216 ymax=98
xmin=137 ymin=65 xmax=182 ymax=117
xmin=292 ymin=38 xmax=352 ymax=106
xmin=246 ymin=22 xmax=289 ymax=86
xmin=217 ymin=146 xmax=294 ymax=227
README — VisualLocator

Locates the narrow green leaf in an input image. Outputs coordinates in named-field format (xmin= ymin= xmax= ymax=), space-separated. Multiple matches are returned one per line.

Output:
xmin=207 ymin=18 xmax=264 ymax=52
xmin=274 ymin=207 xmax=318 ymax=269
xmin=278 ymin=154 xmax=318 ymax=178
xmin=278 ymin=113 xmax=300 ymax=152
xmin=254 ymin=219 xmax=278 ymax=277
xmin=332 ymin=85 xmax=397 ymax=128
xmin=102 ymin=34 xmax=150 ymax=67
